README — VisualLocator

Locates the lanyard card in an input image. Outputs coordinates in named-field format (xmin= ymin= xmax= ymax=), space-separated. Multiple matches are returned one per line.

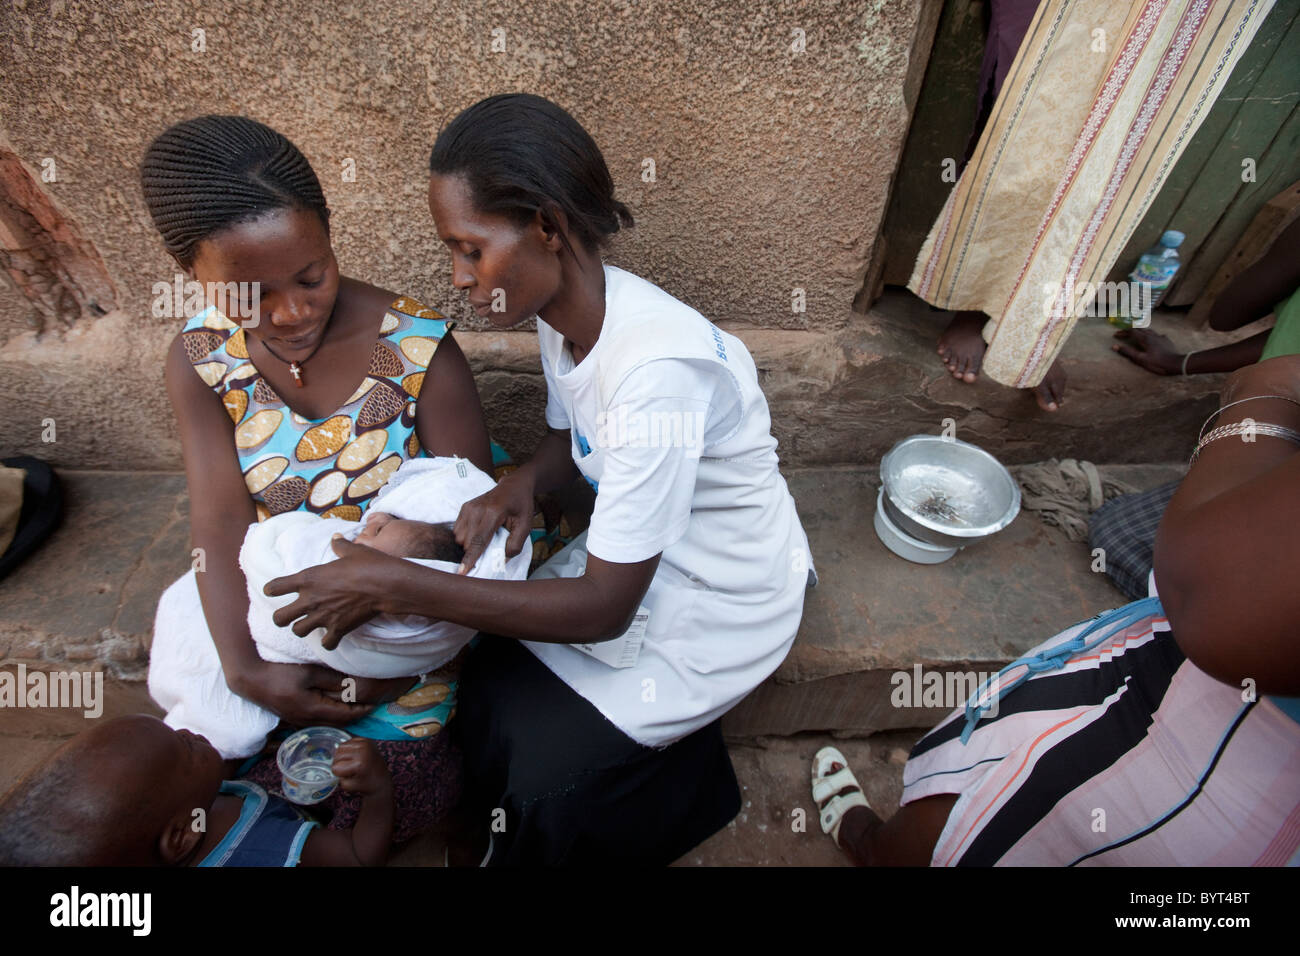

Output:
xmin=573 ymin=607 xmax=648 ymax=668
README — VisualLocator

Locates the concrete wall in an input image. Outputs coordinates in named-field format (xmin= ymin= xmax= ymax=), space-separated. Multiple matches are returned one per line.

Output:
xmin=0 ymin=0 xmax=936 ymax=470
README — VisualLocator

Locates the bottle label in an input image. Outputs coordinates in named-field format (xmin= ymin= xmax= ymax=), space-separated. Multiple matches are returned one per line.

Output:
xmin=1131 ymin=257 xmax=1178 ymax=289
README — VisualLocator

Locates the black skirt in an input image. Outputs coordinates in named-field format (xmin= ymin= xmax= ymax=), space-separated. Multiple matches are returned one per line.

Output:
xmin=453 ymin=634 xmax=741 ymax=866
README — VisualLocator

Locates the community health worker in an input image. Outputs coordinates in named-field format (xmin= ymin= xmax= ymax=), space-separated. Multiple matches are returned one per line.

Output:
xmin=267 ymin=94 xmax=815 ymax=864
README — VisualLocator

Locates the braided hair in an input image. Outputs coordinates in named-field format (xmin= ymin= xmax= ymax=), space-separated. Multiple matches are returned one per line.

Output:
xmin=430 ymin=94 xmax=633 ymax=258
xmin=141 ymin=115 xmax=329 ymax=266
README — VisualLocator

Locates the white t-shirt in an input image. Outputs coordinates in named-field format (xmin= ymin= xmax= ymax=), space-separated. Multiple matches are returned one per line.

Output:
xmin=523 ymin=265 xmax=813 ymax=747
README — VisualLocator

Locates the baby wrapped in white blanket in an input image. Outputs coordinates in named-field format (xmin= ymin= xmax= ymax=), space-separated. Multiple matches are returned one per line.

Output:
xmin=149 ymin=457 xmax=529 ymax=758
xmin=244 ymin=457 xmax=529 ymax=677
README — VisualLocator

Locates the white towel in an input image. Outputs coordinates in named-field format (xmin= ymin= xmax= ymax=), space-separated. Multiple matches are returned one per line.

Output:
xmin=149 ymin=456 xmax=528 ymax=758
xmin=149 ymin=567 xmax=279 ymax=759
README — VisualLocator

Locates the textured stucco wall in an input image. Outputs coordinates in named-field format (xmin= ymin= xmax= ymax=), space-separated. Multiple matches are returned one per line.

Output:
xmin=0 ymin=0 xmax=932 ymax=469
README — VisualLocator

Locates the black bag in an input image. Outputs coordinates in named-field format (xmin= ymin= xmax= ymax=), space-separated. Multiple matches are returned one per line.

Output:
xmin=0 ymin=456 xmax=63 ymax=582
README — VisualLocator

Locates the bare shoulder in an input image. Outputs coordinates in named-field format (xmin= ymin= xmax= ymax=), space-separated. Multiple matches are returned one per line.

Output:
xmin=335 ymin=278 xmax=454 ymax=346
xmin=164 ymin=328 xmax=206 ymax=394
xmin=333 ymin=277 xmax=401 ymax=341
xmin=338 ymin=276 xmax=401 ymax=312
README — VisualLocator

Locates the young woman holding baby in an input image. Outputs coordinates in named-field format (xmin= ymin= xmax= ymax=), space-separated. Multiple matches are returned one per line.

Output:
xmin=142 ymin=115 xmax=490 ymax=841
xmin=266 ymin=94 xmax=815 ymax=865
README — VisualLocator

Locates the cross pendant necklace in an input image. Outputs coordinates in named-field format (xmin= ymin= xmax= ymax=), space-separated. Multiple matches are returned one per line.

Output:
xmin=258 ymin=312 xmax=335 ymax=388
xmin=260 ymin=344 xmax=318 ymax=388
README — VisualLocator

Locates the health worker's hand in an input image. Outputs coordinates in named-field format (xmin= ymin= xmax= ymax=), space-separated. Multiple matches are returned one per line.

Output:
xmin=265 ymin=536 xmax=396 ymax=651
xmin=453 ymin=468 xmax=535 ymax=575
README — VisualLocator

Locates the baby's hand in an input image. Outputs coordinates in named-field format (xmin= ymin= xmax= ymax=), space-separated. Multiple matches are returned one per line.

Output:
xmin=331 ymin=738 xmax=391 ymax=797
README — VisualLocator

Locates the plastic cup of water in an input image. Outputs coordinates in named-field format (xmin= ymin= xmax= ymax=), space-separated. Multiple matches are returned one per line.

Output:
xmin=276 ymin=727 xmax=352 ymax=805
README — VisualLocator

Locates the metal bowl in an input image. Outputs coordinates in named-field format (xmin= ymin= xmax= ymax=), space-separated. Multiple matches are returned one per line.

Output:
xmin=879 ymin=435 xmax=1020 ymax=549
xmin=873 ymin=488 xmax=958 ymax=564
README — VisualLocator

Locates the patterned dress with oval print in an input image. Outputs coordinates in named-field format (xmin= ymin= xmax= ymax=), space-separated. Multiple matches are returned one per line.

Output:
xmin=181 ymin=296 xmax=451 ymax=521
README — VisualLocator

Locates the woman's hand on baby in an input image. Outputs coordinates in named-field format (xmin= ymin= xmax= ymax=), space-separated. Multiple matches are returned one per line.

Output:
xmin=236 ymin=661 xmax=374 ymax=727
xmin=264 ymin=537 xmax=396 ymax=651
xmin=331 ymin=739 xmax=392 ymax=797
xmin=453 ymin=468 xmax=535 ymax=575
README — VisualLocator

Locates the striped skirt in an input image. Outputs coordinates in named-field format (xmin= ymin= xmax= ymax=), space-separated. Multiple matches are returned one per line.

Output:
xmin=902 ymin=598 xmax=1300 ymax=866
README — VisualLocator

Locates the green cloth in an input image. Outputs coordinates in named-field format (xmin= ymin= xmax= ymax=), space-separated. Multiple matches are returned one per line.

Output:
xmin=1261 ymin=289 xmax=1300 ymax=360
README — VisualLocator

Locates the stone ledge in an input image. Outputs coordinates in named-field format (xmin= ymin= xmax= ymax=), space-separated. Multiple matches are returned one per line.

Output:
xmin=1 ymin=289 xmax=1232 ymax=471
xmin=723 ymin=462 xmax=1186 ymax=737
xmin=2 ymin=462 xmax=1186 ymax=742
xmin=0 ymin=472 xmax=189 ymax=679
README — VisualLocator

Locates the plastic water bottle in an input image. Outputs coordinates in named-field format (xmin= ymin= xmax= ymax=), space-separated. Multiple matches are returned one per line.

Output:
xmin=1111 ymin=230 xmax=1184 ymax=328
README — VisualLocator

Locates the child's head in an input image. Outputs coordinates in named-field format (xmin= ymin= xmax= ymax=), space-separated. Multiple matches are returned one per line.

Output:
xmin=0 ymin=715 xmax=225 ymax=866
xmin=427 ymin=93 xmax=632 ymax=328
xmin=354 ymin=511 xmax=465 ymax=564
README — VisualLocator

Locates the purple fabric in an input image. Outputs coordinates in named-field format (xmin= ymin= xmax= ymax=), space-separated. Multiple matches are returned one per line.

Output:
xmin=978 ymin=0 xmax=1043 ymax=108
xmin=963 ymin=0 xmax=1043 ymax=167
xmin=239 ymin=730 xmax=462 ymax=845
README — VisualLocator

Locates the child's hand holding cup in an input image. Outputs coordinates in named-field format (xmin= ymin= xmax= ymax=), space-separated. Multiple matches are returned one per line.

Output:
xmin=331 ymin=738 xmax=392 ymax=797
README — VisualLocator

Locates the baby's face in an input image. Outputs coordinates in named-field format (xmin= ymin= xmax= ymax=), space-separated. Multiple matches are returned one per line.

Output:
xmin=354 ymin=512 xmax=429 ymax=557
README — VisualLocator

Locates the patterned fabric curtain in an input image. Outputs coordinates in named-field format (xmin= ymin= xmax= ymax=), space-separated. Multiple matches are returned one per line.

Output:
xmin=910 ymin=0 xmax=1276 ymax=387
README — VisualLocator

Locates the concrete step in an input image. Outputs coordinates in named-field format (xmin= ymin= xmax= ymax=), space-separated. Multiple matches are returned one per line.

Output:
xmin=721 ymin=461 xmax=1186 ymax=738
xmin=0 ymin=463 xmax=1186 ymax=867
xmin=0 ymin=471 xmax=189 ymax=679
xmin=467 ymin=288 xmax=1242 ymax=473
xmin=1 ymin=464 xmax=1184 ymax=741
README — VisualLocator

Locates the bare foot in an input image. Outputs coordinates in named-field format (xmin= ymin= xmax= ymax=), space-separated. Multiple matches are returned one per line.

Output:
xmin=1031 ymin=359 xmax=1067 ymax=412
xmin=937 ymin=311 xmax=988 ymax=382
